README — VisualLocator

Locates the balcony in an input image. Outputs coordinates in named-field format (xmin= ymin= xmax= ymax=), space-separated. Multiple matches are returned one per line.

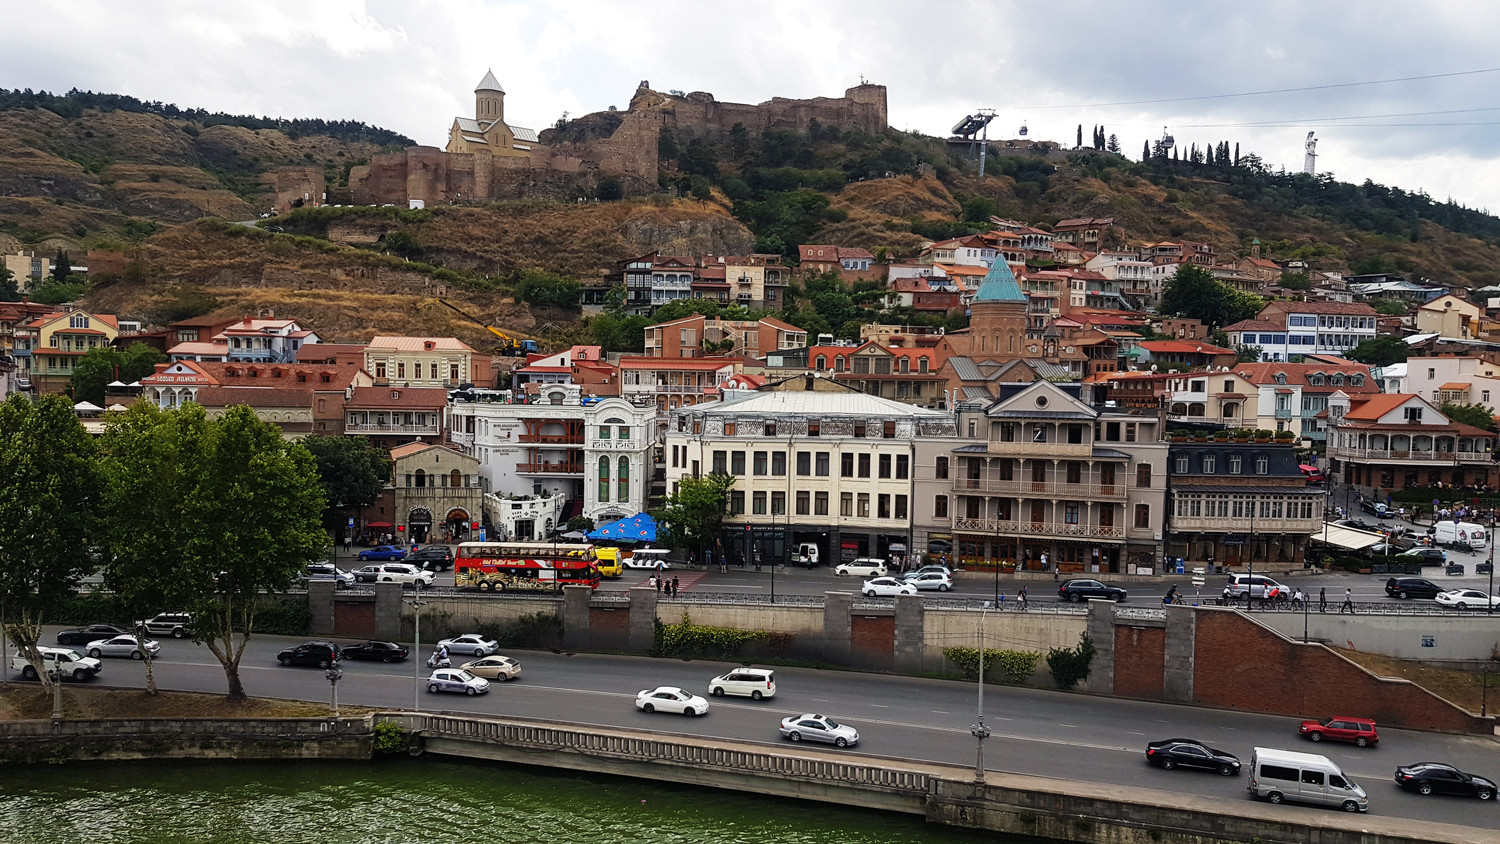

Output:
xmin=953 ymin=478 xmax=1127 ymax=499
xmin=953 ymin=517 xmax=1124 ymax=541
xmin=397 ymin=485 xmax=483 ymax=497
xmin=972 ymin=441 xmax=1093 ymax=457
xmin=345 ymin=422 xmax=440 ymax=436
xmin=1328 ymin=446 xmax=1492 ymax=465
xmin=1274 ymin=408 xmax=1293 ymax=420
xmin=1170 ymin=515 xmax=1321 ymax=534
xmin=518 ymin=433 xmax=584 ymax=445
xmin=517 ymin=462 xmax=584 ymax=475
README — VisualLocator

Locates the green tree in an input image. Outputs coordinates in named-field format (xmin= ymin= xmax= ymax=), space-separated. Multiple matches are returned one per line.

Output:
xmin=959 ymin=194 xmax=1000 ymax=223
xmin=0 ymin=394 xmax=101 ymax=693
xmin=654 ymin=473 xmax=735 ymax=559
xmin=52 ymin=250 xmax=72 ymax=282
xmin=1439 ymin=402 xmax=1497 ymax=431
xmin=1158 ymin=265 xmax=1264 ymax=329
xmin=1235 ymin=344 xmax=1263 ymax=363
xmin=67 ymin=342 xmax=168 ymax=406
xmin=299 ymin=434 xmax=390 ymax=530
xmin=1277 ymin=272 xmax=1312 ymax=290
xmin=100 ymin=404 xmax=327 ymax=702
xmin=587 ymin=312 xmax=649 ymax=353
xmin=1345 ymin=335 xmax=1409 ymax=367
xmin=30 ymin=279 xmax=88 ymax=305
xmin=514 ymin=270 xmax=582 ymax=311
xmin=0 ymin=265 xmax=18 ymax=302
xmin=1370 ymin=299 xmax=1407 ymax=316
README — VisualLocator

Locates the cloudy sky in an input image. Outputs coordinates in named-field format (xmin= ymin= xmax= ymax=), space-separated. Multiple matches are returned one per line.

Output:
xmin=5 ymin=0 xmax=1499 ymax=214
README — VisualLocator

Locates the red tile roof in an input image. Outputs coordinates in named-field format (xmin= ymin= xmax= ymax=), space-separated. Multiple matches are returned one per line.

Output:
xmin=1141 ymin=340 xmax=1235 ymax=355
xmin=1342 ymin=394 xmax=1419 ymax=421
xmin=345 ymin=386 xmax=449 ymax=409
xmin=194 ymin=386 xmax=316 ymax=407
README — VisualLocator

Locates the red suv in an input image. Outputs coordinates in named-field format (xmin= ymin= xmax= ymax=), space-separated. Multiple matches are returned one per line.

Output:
xmin=1299 ymin=716 xmax=1379 ymax=747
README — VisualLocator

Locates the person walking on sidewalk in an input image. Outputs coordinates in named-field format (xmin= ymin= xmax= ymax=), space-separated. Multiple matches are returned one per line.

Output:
xmin=1318 ymin=587 xmax=1327 ymax=612
xmin=1340 ymin=587 xmax=1355 ymax=614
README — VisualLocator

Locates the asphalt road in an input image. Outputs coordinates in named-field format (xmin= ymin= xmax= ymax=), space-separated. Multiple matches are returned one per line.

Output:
xmin=22 ymin=626 xmax=1500 ymax=829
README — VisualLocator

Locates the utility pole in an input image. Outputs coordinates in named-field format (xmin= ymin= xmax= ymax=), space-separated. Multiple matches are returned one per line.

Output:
xmin=970 ymin=605 xmax=991 ymax=783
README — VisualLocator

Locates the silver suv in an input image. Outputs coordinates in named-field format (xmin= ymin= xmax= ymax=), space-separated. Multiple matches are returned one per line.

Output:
xmin=136 ymin=613 xmax=191 ymax=639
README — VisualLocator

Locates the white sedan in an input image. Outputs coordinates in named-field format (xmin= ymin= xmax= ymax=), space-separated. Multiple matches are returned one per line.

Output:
xmin=1434 ymin=589 xmax=1500 ymax=610
xmin=437 ymin=634 xmax=500 ymax=657
xmin=635 ymin=686 xmax=708 ymax=716
xmin=862 ymin=576 xmax=917 ymax=597
xmin=85 ymin=635 xmax=161 ymax=660
xmin=426 ymin=668 xmax=489 ymax=695
xmin=779 ymin=713 xmax=860 ymax=747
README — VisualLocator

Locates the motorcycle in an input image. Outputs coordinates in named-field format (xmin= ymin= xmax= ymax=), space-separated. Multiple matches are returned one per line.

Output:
xmin=426 ymin=650 xmax=450 ymax=669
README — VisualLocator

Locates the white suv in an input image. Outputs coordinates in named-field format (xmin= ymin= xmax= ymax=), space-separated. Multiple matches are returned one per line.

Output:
xmin=365 ymin=563 xmax=434 ymax=588
xmin=835 ymin=558 xmax=887 ymax=578
xmin=708 ymin=668 xmax=776 ymax=700
xmin=1224 ymin=574 xmax=1286 ymax=599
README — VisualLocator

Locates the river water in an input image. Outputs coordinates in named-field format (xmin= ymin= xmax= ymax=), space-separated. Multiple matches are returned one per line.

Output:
xmin=0 ymin=758 xmax=1029 ymax=844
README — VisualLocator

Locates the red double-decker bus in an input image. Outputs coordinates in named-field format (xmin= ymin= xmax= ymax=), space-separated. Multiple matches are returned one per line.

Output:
xmin=454 ymin=542 xmax=600 ymax=592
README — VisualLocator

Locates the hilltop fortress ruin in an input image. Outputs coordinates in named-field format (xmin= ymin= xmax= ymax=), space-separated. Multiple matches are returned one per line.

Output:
xmin=322 ymin=74 xmax=888 ymax=209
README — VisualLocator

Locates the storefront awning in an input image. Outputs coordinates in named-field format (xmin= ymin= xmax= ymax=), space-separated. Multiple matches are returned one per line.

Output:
xmin=1309 ymin=524 xmax=1385 ymax=551
xmin=365 ymin=521 xmax=393 ymax=529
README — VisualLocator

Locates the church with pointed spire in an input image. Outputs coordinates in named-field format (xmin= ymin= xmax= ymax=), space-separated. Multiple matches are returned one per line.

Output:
xmin=958 ymin=258 xmax=1028 ymax=358
xmin=445 ymin=69 xmax=541 ymax=158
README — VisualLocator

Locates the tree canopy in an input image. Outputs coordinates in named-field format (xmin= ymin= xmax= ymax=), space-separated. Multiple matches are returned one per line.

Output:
xmin=67 ymin=342 xmax=168 ymax=405
xmin=1157 ymin=265 xmax=1265 ymax=329
xmin=300 ymin=434 xmax=391 ymax=530
xmin=1345 ymin=335 xmax=1409 ymax=367
xmin=654 ymin=473 xmax=736 ymax=558
xmin=1439 ymin=402 xmax=1497 ymax=432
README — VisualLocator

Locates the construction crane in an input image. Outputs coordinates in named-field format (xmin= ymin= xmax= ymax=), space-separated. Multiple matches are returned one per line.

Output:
xmin=433 ymin=298 xmax=539 ymax=357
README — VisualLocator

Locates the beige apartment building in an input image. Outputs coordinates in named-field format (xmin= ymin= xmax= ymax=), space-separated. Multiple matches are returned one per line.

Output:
xmin=364 ymin=336 xmax=490 ymax=389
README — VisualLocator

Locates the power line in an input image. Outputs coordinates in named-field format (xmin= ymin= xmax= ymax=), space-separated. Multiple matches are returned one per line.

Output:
xmin=1180 ymin=121 xmax=1500 ymax=129
xmin=1018 ymin=66 xmax=1500 ymax=110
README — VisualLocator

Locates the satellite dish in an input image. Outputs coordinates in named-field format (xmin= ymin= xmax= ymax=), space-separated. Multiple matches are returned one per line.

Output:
xmin=1019 ymin=120 xmax=1029 ymax=137
xmin=1150 ymin=364 xmax=1158 ymax=372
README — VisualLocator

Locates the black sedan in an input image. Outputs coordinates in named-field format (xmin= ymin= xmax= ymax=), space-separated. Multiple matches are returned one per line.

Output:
xmin=1385 ymin=577 xmax=1444 ymax=600
xmin=1058 ymin=579 xmax=1127 ymax=602
xmin=339 ymin=641 xmax=409 ymax=663
xmin=1145 ymin=738 xmax=1241 ymax=776
xmin=1395 ymin=763 xmax=1496 ymax=799
xmin=56 ymin=624 xmax=130 ymax=646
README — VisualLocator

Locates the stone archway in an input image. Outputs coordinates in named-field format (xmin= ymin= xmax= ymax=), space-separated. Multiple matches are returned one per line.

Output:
xmin=407 ymin=507 xmax=433 ymax=544
xmin=444 ymin=508 xmax=471 ymax=542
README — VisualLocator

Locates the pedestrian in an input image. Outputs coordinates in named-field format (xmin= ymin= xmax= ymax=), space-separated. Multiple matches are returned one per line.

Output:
xmin=656 ymin=575 xmax=664 ymax=594
xmin=1318 ymin=587 xmax=1327 ymax=612
xmin=671 ymin=576 xmax=679 ymax=597
xmin=1041 ymin=552 xmax=1049 ymax=572
xmin=343 ymin=534 xmax=352 ymax=552
xmin=1340 ymin=587 xmax=1355 ymax=614
xmin=719 ymin=553 xmax=727 ymax=573
xmin=1018 ymin=587 xmax=1028 ymax=610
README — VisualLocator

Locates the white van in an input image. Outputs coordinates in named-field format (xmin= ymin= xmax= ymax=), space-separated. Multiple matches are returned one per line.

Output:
xmin=793 ymin=542 xmax=821 ymax=567
xmin=1225 ymin=574 xmax=1286 ymax=599
xmin=1432 ymin=520 xmax=1486 ymax=550
xmin=1248 ymin=747 xmax=1368 ymax=813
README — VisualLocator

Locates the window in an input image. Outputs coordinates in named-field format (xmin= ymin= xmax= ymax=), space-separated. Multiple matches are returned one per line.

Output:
xmin=854 ymin=422 xmax=867 ymax=438
xmin=397 ymin=362 xmax=406 ymax=379
xmin=1067 ymin=425 xmax=1083 ymax=444
xmin=772 ymin=452 xmax=786 ymax=476
xmin=857 ymin=493 xmax=870 ymax=518
xmin=841 ymin=453 xmax=854 ymax=477
xmin=1135 ymin=464 xmax=1151 ymax=488
xmin=1105 ymin=422 xmax=1120 ymax=441
xmin=618 ymin=457 xmax=629 ymax=500
xmin=713 ymin=451 xmax=727 ymax=474
xmin=725 ymin=422 xmax=737 ymax=436
xmin=597 ymin=457 xmax=610 ymax=502
xmin=599 ymin=424 xmax=611 ymax=440
xmin=1031 ymin=461 xmax=1046 ymax=483
xmin=883 ymin=421 xmax=896 ymax=439
xmin=771 ymin=491 xmax=786 ymax=516
xmin=816 ymin=452 xmax=830 ymax=476
xmin=1405 ymin=406 xmax=1423 ymax=423
xmin=618 ymin=426 xmax=631 ymax=440
xmin=879 ymin=454 xmax=892 ymax=478
xmin=729 ymin=491 xmax=745 ymax=515
xmin=895 ymin=494 xmax=908 ymax=520
xmin=934 ymin=495 xmax=949 ymax=518
xmin=878 ymin=494 xmax=890 ymax=519
xmin=1134 ymin=504 xmax=1150 ymax=529
xmin=796 ymin=490 xmax=810 ymax=515
xmin=1175 ymin=455 xmax=1188 ymax=473
xmin=752 ymin=451 xmax=767 ymax=475
xmin=936 ymin=456 xmax=948 ymax=479
xmin=814 ymin=491 xmax=829 ymax=516
xmin=1125 ymin=423 xmax=1137 ymax=443
xmin=731 ymin=451 xmax=746 ymax=475
xmin=1255 ymin=456 xmax=1269 ymax=474
xmin=896 ymin=454 xmax=909 ymax=479
xmin=858 ymin=454 xmax=871 ymax=478
xmin=1202 ymin=455 xmax=1216 ymax=473
xmin=752 ymin=492 xmax=767 ymax=515
xmin=1064 ymin=503 xmax=1079 ymax=524
xmin=796 ymin=451 xmax=811 ymax=475
xmin=808 ymin=421 xmax=820 ymax=437
xmin=1228 ymin=454 xmax=1241 ymax=474
xmin=765 ymin=421 xmax=777 ymax=436
xmin=840 ymin=493 xmax=853 ymax=517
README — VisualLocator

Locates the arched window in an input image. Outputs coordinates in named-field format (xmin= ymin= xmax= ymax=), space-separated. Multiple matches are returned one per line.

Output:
xmin=618 ymin=457 xmax=629 ymax=501
xmin=414 ymin=469 xmax=426 ymax=489
xmin=598 ymin=456 xmax=610 ymax=502
xmin=450 ymin=469 xmax=462 ymax=488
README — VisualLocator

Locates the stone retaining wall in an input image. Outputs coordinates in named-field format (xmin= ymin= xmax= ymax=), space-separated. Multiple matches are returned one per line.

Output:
xmin=0 ymin=717 xmax=374 ymax=765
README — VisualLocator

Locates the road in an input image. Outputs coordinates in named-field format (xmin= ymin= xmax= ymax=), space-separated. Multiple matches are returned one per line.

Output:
xmin=25 ymin=625 xmax=1500 ymax=829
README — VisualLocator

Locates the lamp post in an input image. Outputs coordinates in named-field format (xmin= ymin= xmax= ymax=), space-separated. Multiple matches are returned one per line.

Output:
xmin=1488 ymin=532 xmax=1495 ymax=617
xmin=325 ymin=666 xmax=344 ymax=718
xmin=970 ymin=604 xmax=991 ymax=784
xmin=406 ymin=596 xmax=428 ymax=711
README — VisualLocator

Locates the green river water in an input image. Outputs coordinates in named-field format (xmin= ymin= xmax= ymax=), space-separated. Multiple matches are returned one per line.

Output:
xmin=0 ymin=758 xmax=1028 ymax=843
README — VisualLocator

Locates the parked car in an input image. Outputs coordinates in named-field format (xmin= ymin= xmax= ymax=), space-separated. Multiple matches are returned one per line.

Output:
xmin=1058 ymin=579 xmax=1127 ymax=602
xmin=1359 ymin=500 xmax=1390 ymax=518
xmin=85 ymin=635 xmax=160 ymax=660
xmin=1144 ymin=738 xmax=1241 ymax=776
xmin=1394 ymin=762 xmax=1496 ymax=799
xmin=408 ymin=546 xmax=454 ymax=571
xmin=1384 ymin=577 xmax=1444 ymax=600
xmin=437 ymin=634 xmax=499 ymax=657
xmin=427 ymin=668 xmax=489 ymax=695
xmin=1335 ymin=518 xmax=1379 ymax=531
xmin=907 ymin=571 xmax=954 ymax=592
xmin=1365 ymin=542 xmax=1413 ymax=556
xmin=903 ymin=565 xmax=953 ymax=581
xmin=135 ymin=613 xmax=192 ymax=639
xmin=357 ymin=545 xmax=408 ymax=562
xmin=305 ymin=562 xmax=354 ymax=589
xmin=708 ymin=667 xmax=776 ymax=700
xmin=1299 ymin=716 xmax=1379 ymax=747
xmin=834 ymin=558 xmax=887 ymax=578
xmin=276 ymin=641 xmax=340 ymax=668
xmin=1223 ymin=575 xmax=1285 ymax=600
xmin=10 ymin=647 xmax=103 ymax=681
xmin=1398 ymin=547 xmax=1447 ymax=566
xmin=635 ymin=686 xmax=708 ymax=716
xmin=339 ymin=641 xmax=408 ymax=662
xmin=927 ymin=539 xmax=953 ymax=556
xmin=779 ymin=713 xmax=859 ymax=747
xmin=1434 ymin=589 xmax=1500 ymax=610
xmin=356 ymin=563 xmax=434 ymax=587
xmin=56 ymin=624 xmax=130 ymax=646
xmin=461 ymin=655 xmax=521 ymax=681
xmin=862 ymin=577 xmax=917 ymax=597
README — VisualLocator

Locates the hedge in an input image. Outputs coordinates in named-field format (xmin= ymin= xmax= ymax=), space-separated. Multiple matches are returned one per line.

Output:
xmin=943 ymin=646 xmax=1042 ymax=684
xmin=651 ymin=613 xmax=794 ymax=660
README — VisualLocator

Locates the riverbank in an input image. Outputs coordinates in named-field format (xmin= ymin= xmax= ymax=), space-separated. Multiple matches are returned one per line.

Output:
xmin=0 ymin=684 xmax=364 ymax=721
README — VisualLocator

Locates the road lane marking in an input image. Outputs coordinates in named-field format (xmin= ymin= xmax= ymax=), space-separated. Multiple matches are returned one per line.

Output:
xmin=932 ymin=710 xmax=949 ymax=714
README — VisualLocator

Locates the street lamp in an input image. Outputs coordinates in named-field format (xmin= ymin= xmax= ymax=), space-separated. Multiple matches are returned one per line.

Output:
xmin=325 ymin=666 xmax=344 ymax=718
xmin=970 ymin=603 xmax=991 ymax=784
xmin=406 ymin=596 xmax=428 ymax=711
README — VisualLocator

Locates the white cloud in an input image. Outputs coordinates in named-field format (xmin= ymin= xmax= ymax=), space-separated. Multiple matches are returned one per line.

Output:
xmin=1 ymin=0 xmax=1498 ymax=212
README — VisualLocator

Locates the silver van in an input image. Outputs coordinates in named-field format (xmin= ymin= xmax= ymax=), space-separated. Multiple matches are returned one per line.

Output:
xmin=1248 ymin=747 xmax=1368 ymax=813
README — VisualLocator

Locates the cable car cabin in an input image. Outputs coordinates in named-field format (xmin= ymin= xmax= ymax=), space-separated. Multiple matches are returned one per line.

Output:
xmin=454 ymin=542 xmax=600 ymax=592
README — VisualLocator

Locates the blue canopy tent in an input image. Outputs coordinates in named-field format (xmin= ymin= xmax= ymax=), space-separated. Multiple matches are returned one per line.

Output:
xmin=586 ymin=512 xmax=658 ymax=543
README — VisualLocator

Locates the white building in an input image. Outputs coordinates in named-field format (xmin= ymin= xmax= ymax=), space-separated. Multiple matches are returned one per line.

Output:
xmin=664 ymin=389 xmax=956 ymax=566
xmin=1404 ymin=356 xmax=1500 ymax=413
xmin=448 ymin=385 xmax=655 ymax=526
xmin=1222 ymin=302 xmax=1379 ymax=362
